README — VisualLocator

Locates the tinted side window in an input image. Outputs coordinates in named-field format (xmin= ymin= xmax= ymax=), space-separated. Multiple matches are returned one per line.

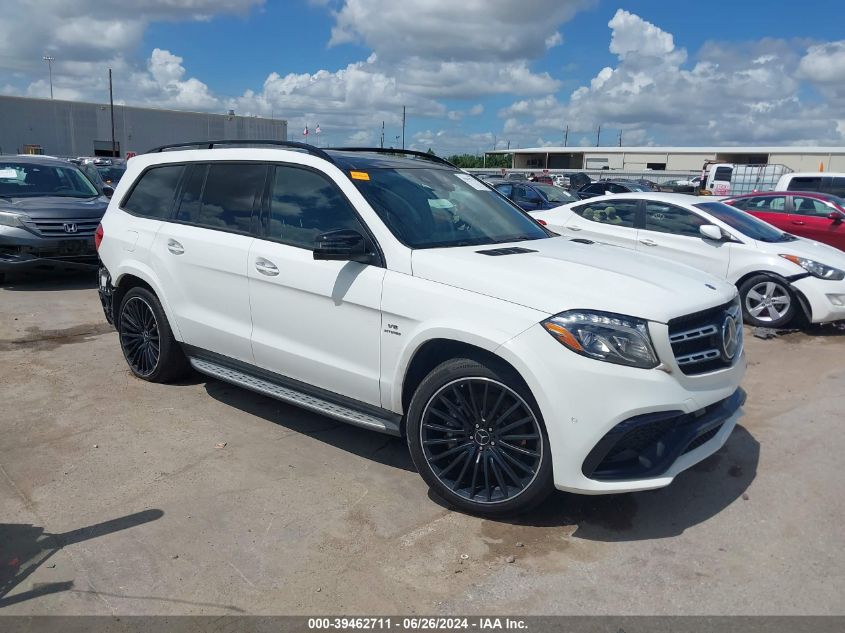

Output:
xmin=607 ymin=183 xmax=628 ymax=193
xmin=495 ymin=184 xmax=513 ymax=198
xmin=744 ymin=195 xmax=786 ymax=212
xmin=793 ymin=196 xmax=833 ymax=217
xmin=572 ymin=200 xmax=638 ymax=228
xmin=787 ymin=176 xmax=822 ymax=191
xmin=584 ymin=183 xmax=606 ymax=194
xmin=516 ymin=186 xmax=542 ymax=202
xmin=122 ymin=165 xmax=184 ymax=219
xmin=714 ymin=166 xmax=732 ymax=181
xmin=827 ymin=177 xmax=845 ymax=198
xmin=644 ymin=202 xmax=707 ymax=237
xmin=269 ymin=166 xmax=365 ymax=250
xmin=177 ymin=163 xmax=266 ymax=233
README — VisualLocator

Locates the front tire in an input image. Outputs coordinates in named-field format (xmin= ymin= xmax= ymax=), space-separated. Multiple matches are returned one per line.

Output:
xmin=739 ymin=274 xmax=796 ymax=328
xmin=117 ymin=286 xmax=190 ymax=382
xmin=406 ymin=357 xmax=553 ymax=517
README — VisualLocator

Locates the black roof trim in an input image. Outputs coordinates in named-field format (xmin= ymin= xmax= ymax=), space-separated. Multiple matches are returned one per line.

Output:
xmin=328 ymin=147 xmax=458 ymax=169
xmin=144 ymin=140 xmax=336 ymax=164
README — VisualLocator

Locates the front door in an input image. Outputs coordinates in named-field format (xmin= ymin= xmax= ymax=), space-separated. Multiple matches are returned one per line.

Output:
xmin=248 ymin=163 xmax=385 ymax=406
xmin=789 ymin=195 xmax=845 ymax=250
xmin=637 ymin=200 xmax=731 ymax=278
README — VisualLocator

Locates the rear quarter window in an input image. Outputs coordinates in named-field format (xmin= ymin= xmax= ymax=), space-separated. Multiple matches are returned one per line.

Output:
xmin=122 ymin=165 xmax=184 ymax=219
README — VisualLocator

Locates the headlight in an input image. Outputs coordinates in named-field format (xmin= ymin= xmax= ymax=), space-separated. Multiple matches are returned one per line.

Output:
xmin=780 ymin=254 xmax=845 ymax=281
xmin=542 ymin=310 xmax=659 ymax=369
xmin=0 ymin=210 xmax=29 ymax=228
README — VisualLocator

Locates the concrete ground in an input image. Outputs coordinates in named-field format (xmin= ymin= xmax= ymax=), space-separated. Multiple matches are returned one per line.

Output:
xmin=1 ymin=270 xmax=844 ymax=615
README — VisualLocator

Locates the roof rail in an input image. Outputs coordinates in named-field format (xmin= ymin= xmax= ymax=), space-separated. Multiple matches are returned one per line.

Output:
xmin=144 ymin=139 xmax=335 ymax=164
xmin=328 ymin=147 xmax=458 ymax=168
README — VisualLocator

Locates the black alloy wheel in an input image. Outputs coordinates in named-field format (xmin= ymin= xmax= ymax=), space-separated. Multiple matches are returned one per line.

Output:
xmin=419 ymin=377 xmax=544 ymax=505
xmin=119 ymin=296 xmax=160 ymax=377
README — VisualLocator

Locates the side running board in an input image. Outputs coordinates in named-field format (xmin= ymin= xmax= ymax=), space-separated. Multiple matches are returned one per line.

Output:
xmin=189 ymin=356 xmax=401 ymax=436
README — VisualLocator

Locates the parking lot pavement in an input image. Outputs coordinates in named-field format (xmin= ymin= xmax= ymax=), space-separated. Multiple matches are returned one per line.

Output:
xmin=1 ymin=271 xmax=844 ymax=615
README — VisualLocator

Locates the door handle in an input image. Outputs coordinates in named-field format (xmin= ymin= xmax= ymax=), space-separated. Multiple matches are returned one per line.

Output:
xmin=566 ymin=225 xmax=582 ymax=231
xmin=255 ymin=257 xmax=279 ymax=276
xmin=167 ymin=239 xmax=184 ymax=255
xmin=639 ymin=238 xmax=657 ymax=247
xmin=791 ymin=220 xmax=806 ymax=225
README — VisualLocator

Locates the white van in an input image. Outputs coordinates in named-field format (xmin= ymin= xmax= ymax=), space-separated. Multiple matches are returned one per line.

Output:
xmin=775 ymin=172 xmax=845 ymax=197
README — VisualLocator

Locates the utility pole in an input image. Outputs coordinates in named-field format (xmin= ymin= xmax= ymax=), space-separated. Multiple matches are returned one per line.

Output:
xmin=109 ymin=68 xmax=116 ymax=158
xmin=507 ymin=140 xmax=510 ymax=150
xmin=618 ymin=130 xmax=622 ymax=147
xmin=380 ymin=121 xmax=384 ymax=148
xmin=596 ymin=124 xmax=601 ymax=147
xmin=42 ymin=56 xmax=55 ymax=99
xmin=563 ymin=125 xmax=569 ymax=147
xmin=401 ymin=106 xmax=406 ymax=149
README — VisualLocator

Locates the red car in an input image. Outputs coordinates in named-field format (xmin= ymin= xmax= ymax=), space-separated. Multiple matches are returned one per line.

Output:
xmin=723 ymin=191 xmax=845 ymax=251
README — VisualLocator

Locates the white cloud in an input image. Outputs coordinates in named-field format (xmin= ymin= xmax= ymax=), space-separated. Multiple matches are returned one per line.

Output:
xmin=496 ymin=9 xmax=845 ymax=147
xmin=798 ymin=41 xmax=845 ymax=87
xmin=329 ymin=0 xmax=593 ymax=62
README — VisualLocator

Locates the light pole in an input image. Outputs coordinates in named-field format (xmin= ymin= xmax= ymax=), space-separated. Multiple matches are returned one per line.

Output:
xmin=42 ymin=55 xmax=55 ymax=99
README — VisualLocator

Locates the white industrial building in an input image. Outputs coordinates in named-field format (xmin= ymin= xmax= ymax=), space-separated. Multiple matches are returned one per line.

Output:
xmin=489 ymin=146 xmax=845 ymax=173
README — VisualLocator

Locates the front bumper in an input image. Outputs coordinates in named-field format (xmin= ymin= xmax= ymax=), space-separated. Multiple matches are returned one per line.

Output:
xmin=790 ymin=275 xmax=845 ymax=323
xmin=497 ymin=322 xmax=746 ymax=494
xmin=0 ymin=228 xmax=98 ymax=272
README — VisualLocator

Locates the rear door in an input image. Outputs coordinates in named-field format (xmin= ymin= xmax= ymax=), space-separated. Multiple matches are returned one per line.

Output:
xmin=150 ymin=162 xmax=265 ymax=363
xmin=637 ymin=199 xmax=730 ymax=278
xmin=789 ymin=195 xmax=845 ymax=249
xmin=733 ymin=195 xmax=790 ymax=232
xmin=562 ymin=198 xmax=640 ymax=249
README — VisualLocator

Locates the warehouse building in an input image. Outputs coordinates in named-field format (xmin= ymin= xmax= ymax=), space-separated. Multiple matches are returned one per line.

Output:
xmin=0 ymin=95 xmax=287 ymax=158
xmin=490 ymin=146 xmax=845 ymax=173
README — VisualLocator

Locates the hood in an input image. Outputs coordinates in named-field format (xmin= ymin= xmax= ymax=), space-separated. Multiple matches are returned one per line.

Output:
xmin=411 ymin=237 xmax=737 ymax=323
xmin=753 ymin=235 xmax=845 ymax=269
xmin=0 ymin=195 xmax=109 ymax=220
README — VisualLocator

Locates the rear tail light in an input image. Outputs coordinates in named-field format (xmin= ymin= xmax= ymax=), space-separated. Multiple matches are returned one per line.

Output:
xmin=94 ymin=223 xmax=104 ymax=251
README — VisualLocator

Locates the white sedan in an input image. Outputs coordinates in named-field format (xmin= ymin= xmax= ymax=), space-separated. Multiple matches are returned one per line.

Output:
xmin=532 ymin=192 xmax=845 ymax=328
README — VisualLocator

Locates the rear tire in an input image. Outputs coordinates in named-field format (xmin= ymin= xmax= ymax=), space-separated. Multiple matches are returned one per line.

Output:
xmin=738 ymin=274 xmax=796 ymax=328
xmin=117 ymin=286 xmax=190 ymax=382
xmin=406 ymin=357 xmax=553 ymax=517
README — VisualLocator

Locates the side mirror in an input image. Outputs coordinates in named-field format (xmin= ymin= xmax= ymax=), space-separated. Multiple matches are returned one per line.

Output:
xmin=102 ymin=185 xmax=114 ymax=198
xmin=700 ymin=224 xmax=724 ymax=241
xmin=313 ymin=229 xmax=373 ymax=264
xmin=828 ymin=210 xmax=845 ymax=224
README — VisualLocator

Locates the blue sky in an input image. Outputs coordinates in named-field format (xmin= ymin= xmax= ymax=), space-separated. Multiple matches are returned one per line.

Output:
xmin=2 ymin=1 xmax=845 ymax=153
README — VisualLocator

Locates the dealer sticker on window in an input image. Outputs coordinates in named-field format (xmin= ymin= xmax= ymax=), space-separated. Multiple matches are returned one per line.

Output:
xmin=454 ymin=173 xmax=489 ymax=191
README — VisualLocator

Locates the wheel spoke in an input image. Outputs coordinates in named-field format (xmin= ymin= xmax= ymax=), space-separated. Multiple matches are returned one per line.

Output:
xmin=492 ymin=399 xmax=522 ymax=425
xmin=498 ymin=440 xmax=539 ymax=458
xmin=427 ymin=406 xmax=463 ymax=428
xmin=438 ymin=395 xmax=472 ymax=428
xmin=764 ymin=282 xmax=775 ymax=296
xmin=491 ymin=448 xmax=522 ymax=486
xmin=766 ymin=305 xmax=780 ymax=320
xmin=746 ymin=289 xmax=763 ymax=302
xmin=771 ymin=295 xmax=789 ymax=305
xmin=452 ymin=447 xmax=476 ymax=491
xmin=451 ymin=385 xmax=477 ymax=424
xmin=428 ymin=441 xmax=474 ymax=461
xmin=422 ymin=422 xmax=463 ymax=434
xmin=469 ymin=452 xmax=481 ymax=498
xmin=497 ymin=415 xmax=534 ymax=435
xmin=489 ymin=455 xmax=509 ymax=499
xmin=483 ymin=453 xmax=492 ymax=501
xmin=423 ymin=438 xmax=464 ymax=446
xmin=501 ymin=433 xmax=540 ymax=441
xmin=439 ymin=447 xmax=471 ymax=479
xmin=500 ymin=447 xmax=536 ymax=476
xmin=749 ymin=303 xmax=766 ymax=316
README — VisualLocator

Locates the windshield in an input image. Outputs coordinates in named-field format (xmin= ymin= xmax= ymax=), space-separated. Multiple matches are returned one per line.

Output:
xmin=350 ymin=167 xmax=550 ymax=248
xmin=694 ymin=201 xmax=797 ymax=243
xmin=533 ymin=184 xmax=576 ymax=204
xmin=0 ymin=162 xmax=99 ymax=198
xmin=97 ymin=166 xmax=126 ymax=183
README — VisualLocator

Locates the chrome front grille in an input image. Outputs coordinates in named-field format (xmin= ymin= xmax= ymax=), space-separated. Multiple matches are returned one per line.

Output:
xmin=668 ymin=299 xmax=743 ymax=375
xmin=27 ymin=218 xmax=100 ymax=237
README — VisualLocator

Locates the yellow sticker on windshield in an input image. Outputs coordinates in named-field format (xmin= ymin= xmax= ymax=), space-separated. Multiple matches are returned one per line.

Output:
xmin=350 ymin=171 xmax=370 ymax=181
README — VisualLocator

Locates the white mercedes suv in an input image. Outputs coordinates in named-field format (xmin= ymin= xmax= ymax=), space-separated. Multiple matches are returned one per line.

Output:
xmin=96 ymin=141 xmax=746 ymax=516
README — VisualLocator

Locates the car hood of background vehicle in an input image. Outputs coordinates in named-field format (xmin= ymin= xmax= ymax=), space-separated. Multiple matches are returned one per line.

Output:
xmin=0 ymin=195 xmax=108 ymax=219
xmin=411 ymin=237 xmax=737 ymax=322
xmin=754 ymin=235 xmax=845 ymax=268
